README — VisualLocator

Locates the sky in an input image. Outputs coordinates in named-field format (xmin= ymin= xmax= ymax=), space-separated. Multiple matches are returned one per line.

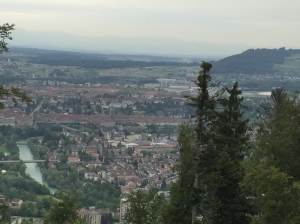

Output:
xmin=2 ymin=0 xmax=300 ymax=49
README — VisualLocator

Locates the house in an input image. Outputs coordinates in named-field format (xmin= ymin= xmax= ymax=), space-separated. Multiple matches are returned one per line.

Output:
xmin=10 ymin=198 xmax=23 ymax=209
xmin=48 ymin=162 xmax=57 ymax=170
xmin=11 ymin=216 xmax=22 ymax=224
xmin=84 ymin=146 xmax=98 ymax=154
xmin=68 ymin=156 xmax=80 ymax=163
xmin=84 ymin=172 xmax=100 ymax=181
xmin=11 ymin=198 xmax=23 ymax=207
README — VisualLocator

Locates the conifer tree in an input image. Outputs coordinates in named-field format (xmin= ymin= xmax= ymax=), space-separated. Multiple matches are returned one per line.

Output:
xmin=256 ymin=89 xmax=300 ymax=180
xmin=188 ymin=63 xmax=250 ymax=223
xmin=162 ymin=123 xmax=196 ymax=224
xmin=187 ymin=62 xmax=219 ymax=223
xmin=204 ymin=82 xmax=251 ymax=223
xmin=242 ymin=89 xmax=300 ymax=222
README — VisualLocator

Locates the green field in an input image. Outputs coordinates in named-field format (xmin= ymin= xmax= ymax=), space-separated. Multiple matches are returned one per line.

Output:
xmin=17 ymin=60 xmax=199 ymax=79
xmin=273 ymin=54 xmax=300 ymax=74
xmin=114 ymin=66 xmax=199 ymax=78
xmin=18 ymin=64 xmax=48 ymax=76
xmin=0 ymin=146 xmax=7 ymax=153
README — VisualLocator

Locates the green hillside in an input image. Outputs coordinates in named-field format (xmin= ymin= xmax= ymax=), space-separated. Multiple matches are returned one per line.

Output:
xmin=273 ymin=53 xmax=300 ymax=74
xmin=212 ymin=48 xmax=300 ymax=74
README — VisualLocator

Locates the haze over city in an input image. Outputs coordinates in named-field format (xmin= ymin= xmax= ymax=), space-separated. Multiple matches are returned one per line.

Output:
xmin=2 ymin=0 xmax=300 ymax=56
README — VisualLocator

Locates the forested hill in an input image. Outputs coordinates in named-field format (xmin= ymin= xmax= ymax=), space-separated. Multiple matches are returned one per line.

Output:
xmin=211 ymin=48 xmax=300 ymax=74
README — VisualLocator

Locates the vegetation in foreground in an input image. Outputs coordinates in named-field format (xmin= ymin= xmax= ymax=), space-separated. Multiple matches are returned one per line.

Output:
xmin=123 ymin=63 xmax=300 ymax=224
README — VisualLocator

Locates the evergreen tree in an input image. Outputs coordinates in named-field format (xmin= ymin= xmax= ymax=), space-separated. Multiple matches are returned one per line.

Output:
xmin=160 ymin=177 xmax=167 ymax=191
xmin=187 ymin=62 xmax=219 ymax=223
xmin=203 ymin=82 xmax=251 ymax=223
xmin=243 ymin=89 xmax=300 ymax=222
xmin=256 ymin=89 xmax=300 ymax=179
xmin=162 ymin=123 xmax=196 ymax=224
xmin=242 ymin=160 xmax=300 ymax=223
xmin=188 ymin=63 xmax=251 ymax=223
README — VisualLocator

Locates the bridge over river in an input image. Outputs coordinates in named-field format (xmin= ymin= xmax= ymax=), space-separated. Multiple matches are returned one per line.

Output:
xmin=0 ymin=160 xmax=59 ymax=163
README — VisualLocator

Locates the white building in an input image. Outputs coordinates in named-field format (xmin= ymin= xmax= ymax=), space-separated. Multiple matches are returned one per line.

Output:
xmin=78 ymin=208 xmax=101 ymax=224
xmin=0 ymin=116 xmax=15 ymax=126
xmin=120 ymin=198 xmax=130 ymax=224
xmin=157 ymin=78 xmax=176 ymax=89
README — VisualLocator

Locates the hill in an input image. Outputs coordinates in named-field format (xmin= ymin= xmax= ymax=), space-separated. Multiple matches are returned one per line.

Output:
xmin=211 ymin=48 xmax=300 ymax=74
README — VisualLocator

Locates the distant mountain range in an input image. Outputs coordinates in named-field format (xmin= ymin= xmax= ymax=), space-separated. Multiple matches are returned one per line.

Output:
xmin=9 ymin=29 xmax=252 ymax=59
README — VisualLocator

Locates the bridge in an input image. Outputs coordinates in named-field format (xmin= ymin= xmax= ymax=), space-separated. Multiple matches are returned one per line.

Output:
xmin=60 ymin=125 xmax=81 ymax=133
xmin=0 ymin=160 xmax=59 ymax=163
xmin=16 ymin=142 xmax=28 ymax=145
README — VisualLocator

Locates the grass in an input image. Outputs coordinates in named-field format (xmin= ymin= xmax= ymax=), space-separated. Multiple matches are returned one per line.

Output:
xmin=0 ymin=146 xmax=7 ymax=153
xmin=21 ymin=217 xmax=42 ymax=222
xmin=37 ymin=195 xmax=61 ymax=201
xmin=18 ymin=64 xmax=48 ymax=76
xmin=273 ymin=54 xmax=300 ymax=74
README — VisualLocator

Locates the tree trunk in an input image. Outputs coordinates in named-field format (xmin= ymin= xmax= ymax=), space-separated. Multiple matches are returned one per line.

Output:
xmin=192 ymin=172 xmax=198 ymax=223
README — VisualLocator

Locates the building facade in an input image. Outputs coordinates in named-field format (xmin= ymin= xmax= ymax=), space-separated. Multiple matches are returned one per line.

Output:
xmin=120 ymin=198 xmax=130 ymax=224
xmin=78 ymin=208 xmax=101 ymax=224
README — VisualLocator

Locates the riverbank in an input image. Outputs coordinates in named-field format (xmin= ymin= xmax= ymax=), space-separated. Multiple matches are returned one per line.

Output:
xmin=17 ymin=142 xmax=57 ymax=194
xmin=26 ymin=140 xmax=70 ymax=193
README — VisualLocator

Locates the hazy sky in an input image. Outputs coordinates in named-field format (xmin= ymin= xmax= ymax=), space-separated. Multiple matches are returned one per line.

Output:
xmin=2 ymin=0 xmax=300 ymax=48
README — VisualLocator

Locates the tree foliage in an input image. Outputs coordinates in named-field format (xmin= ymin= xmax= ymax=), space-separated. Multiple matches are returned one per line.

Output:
xmin=162 ymin=123 xmax=196 ymax=224
xmin=0 ymin=23 xmax=33 ymax=108
xmin=186 ymin=62 xmax=220 ymax=223
xmin=0 ymin=23 xmax=15 ymax=54
xmin=203 ymin=82 xmax=251 ymax=223
xmin=185 ymin=62 xmax=251 ymax=223
xmin=0 ymin=199 xmax=10 ymax=224
xmin=43 ymin=193 xmax=86 ymax=224
xmin=123 ymin=189 xmax=165 ymax=224
xmin=243 ymin=89 xmax=300 ymax=223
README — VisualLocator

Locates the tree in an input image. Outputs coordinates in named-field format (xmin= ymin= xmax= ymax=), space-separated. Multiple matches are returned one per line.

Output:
xmin=162 ymin=123 xmax=196 ymax=224
xmin=43 ymin=193 xmax=86 ymax=224
xmin=186 ymin=62 xmax=219 ymax=223
xmin=203 ymin=82 xmax=251 ymax=223
xmin=0 ymin=23 xmax=33 ymax=109
xmin=59 ymin=155 xmax=68 ymax=164
xmin=123 ymin=189 xmax=165 ymax=224
xmin=187 ymin=62 xmax=251 ymax=223
xmin=255 ymin=89 xmax=300 ymax=179
xmin=0 ymin=199 xmax=10 ymax=224
xmin=101 ymin=213 xmax=113 ymax=224
xmin=242 ymin=160 xmax=300 ymax=224
xmin=243 ymin=89 xmax=300 ymax=222
xmin=126 ymin=147 xmax=133 ymax=156
xmin=160 ymin=178 xmax=167 ymax=191
xmin=132 ymin=159 xmax=138 ymax=170
xmin=0 ymin=23 xmax=15 ymax=54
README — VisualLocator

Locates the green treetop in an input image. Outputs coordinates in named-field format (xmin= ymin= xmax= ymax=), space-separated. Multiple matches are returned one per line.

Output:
xmin=0 ymin=23 xmax=32 ymax=108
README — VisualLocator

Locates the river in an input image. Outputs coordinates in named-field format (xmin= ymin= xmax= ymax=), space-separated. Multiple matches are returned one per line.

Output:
xmin=17 ymin=143 xmax=57 ymax=194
